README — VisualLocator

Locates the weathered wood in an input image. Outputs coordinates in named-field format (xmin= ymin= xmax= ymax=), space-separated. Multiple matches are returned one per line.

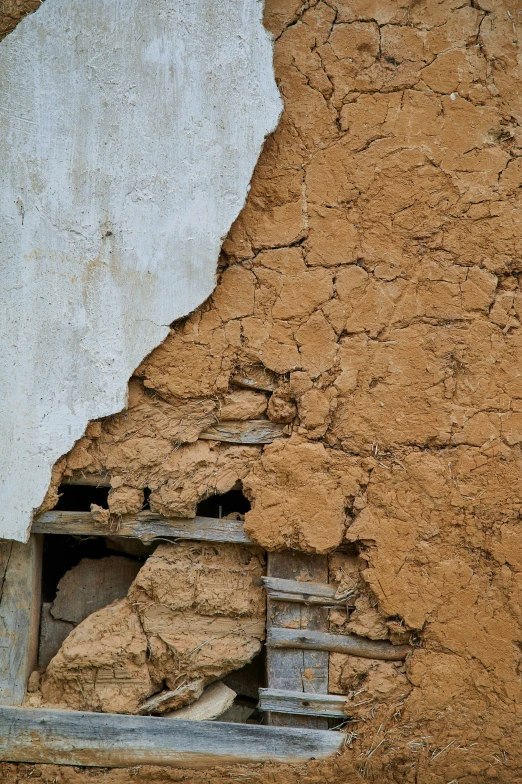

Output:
xmin=33 ymin=511 xmax=253 ymax=544
xmin=231 ymin=366 xmax=277 ymax=392
xmin=38 ymin=603 xmax=74 ymax=670
xmin=166 ymin=682 xmax=236 ymax=721
xmin=62 ymin=472 xmax=111 ymax=486
xmin=138 ymin=679 xmax=205 ymax=715
xmin=0 ymin=706 xmax=343 ymax=767
xmin=259 ymin=689 xmax=348 ymax=718
xmin=263 ymin=576 xmax=355 ymax=606
xmin=266 ymin=552 xmax=329 ymax=730
xmin=267 ymin=628 xmax=410 ymax=661
xmin=51 ymin=556 xmax=141 ymax=625
xmin=0 ymin=535 xmax=42 ymax=705
xmin=199 ymin=420 xmax=286 ymax=444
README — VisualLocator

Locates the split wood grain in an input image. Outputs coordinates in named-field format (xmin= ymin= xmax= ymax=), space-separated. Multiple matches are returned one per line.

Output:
xmin=266 ymin=552 xmax=329 ymax=730
xmin=259 ymin=689 xmax=348 ymax=718
xmin=0 ymin=535 xmax=42 ymax=705
xmin=231 ymin=367 xmax=277 ymax=392
xmin=199 ymin=420 xmax=286 ymax=444
xmin=33 ymin=511 xmax=253 ymax=544
xmin=0 ymin=706 xmax=343 ymax=767
xmin=262 ymin=576 xmax=355 ymax=606
xmin=267 ymin=628 xmax=411 ymax=661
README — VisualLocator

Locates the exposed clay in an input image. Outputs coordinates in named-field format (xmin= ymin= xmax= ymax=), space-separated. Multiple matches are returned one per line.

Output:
xmin=5 ymin=0 xmax=522 ymax=780
xmin=36 ymin=543 xmax=265 ymax=714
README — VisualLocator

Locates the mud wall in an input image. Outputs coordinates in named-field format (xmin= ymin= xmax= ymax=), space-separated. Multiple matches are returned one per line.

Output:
xmin=4 ymin=0 xmax=522 ymax=781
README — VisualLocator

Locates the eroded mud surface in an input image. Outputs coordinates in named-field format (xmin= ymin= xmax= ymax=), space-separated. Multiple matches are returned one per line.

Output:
xmin=4 ymin=0 xmax=522 ymax=780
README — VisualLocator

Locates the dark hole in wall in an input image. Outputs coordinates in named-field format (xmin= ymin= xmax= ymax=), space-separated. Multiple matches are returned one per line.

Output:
xmin=142 ymin=487 xmax=151 ymax=510
xmin=41 ymin=534 xmax=146 ymax=603
xmin=222 ymin=649 xmax=266 ymax=724
xmin=41 ymin=534 xmax=113 ymax=602
xmin=196 ymin=488 xmax=251 ymax=518
xmin=53 ymin=483 xmax=109 ymax=511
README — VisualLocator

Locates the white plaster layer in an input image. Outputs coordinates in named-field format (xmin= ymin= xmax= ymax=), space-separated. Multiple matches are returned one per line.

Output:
xmin=0 ymin=0 xmax=282 ymax=541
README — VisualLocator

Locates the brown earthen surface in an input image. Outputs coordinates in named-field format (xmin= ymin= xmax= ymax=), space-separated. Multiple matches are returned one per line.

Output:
xmin=35 ymin=543 xmax=265 ymax=714
xmin=4 ymin=0 xmax=522 ymax=780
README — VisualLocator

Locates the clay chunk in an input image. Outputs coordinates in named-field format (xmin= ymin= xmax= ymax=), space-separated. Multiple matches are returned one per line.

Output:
xmin=51 ymin=556 xmax=141 ymax=625
xmin=40 ymin=543 xmax=266 ymax=715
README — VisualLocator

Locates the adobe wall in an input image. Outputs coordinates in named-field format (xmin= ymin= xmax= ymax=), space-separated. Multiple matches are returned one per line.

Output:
xmin=3 ymin=0 xmax=522 ymax=781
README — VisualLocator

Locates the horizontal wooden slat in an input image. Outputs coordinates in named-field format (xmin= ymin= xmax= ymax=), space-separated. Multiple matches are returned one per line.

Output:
xmin=199 ymin=420 xmax=286 ymax=444
xmin=33 ymin=511 xmax=253 ymax=544
xmin=259 ymin=689 xmax=347 ymax=718
xmin=61 ymin=472 xmax=111 ymax=486
xmin=267 ymin=628 xmax=410 ymax=661
xmin=262 ymin=576 xmax=355 ymax=606
xmin=0 ymin=706 xmax=343 ymax=768
xmin=231 ymin=367 xmax=277 ymax=392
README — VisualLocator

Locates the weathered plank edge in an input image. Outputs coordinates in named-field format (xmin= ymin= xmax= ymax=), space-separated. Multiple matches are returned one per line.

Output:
xmin=267 ymin=628 xmax=411 ymax=661
xmin=259 ymin=689 xmax=348 ymax=718
xmin=0 ymin=706 xmax=343 ymax=768
xmin=33 ymin=511 xmax=253 ymax=544
xmin=262 ymin=576 xmax=355 ymax=605
xmin=0 ymin=536 xmax=42 ymax=706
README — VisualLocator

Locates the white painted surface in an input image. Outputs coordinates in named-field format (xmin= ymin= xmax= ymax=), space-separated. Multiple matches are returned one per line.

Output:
xmin=0 ymin=0 xmax=282 ymax=541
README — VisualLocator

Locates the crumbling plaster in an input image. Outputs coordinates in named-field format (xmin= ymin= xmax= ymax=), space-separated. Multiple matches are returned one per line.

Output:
xmin=0 ymin=0 xmax=282 ymax=542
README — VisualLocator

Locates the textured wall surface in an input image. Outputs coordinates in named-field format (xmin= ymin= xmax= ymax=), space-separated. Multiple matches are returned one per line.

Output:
xmin=0 ymin=0 xmax=281 ymax=542
xmin=23 ymin=0 xmax=522 ymax=781
xmin=4 ymin=0 xmax=522 ymax=782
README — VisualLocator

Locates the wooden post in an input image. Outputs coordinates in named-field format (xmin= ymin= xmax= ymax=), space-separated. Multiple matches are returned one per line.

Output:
xmin=266 ymin=552 xmax=329 ymax=729
xmin=0 ymin=535 xmax=42 ymax=705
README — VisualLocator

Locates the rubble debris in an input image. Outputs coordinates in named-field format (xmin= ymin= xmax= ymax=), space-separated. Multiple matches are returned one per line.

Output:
xmin=165 ymin=681 xmax=236 ymax=721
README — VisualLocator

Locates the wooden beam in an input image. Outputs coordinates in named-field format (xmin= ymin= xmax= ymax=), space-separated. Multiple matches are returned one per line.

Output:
xmin=262 ymin=576 xmax=355 ymax=606
xmin=266 ymin=552 xmax=329 ymax=730
xmin=0 ymin=535 xmax=42 ymax=705
xmin=199 ymin=420 xmax=286 ymax=444
xmin=267 ymin=628 xmax=410 ymax=661
xmin=0 ymin=706 xmax=343 ymax=768
xmin=61 ymin=472 xmax=111 ymax=486
xmin=33 ymin=511 xmax=253 ymax=544
xmin=259 ymin=689 xmax=348 ymax=718
xmin=231 ymin=367 xmax=277 ymax=392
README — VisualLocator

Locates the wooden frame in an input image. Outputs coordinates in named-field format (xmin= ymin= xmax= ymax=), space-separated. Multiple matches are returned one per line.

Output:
xmin=0 ymin=506 xmax=411 ymax=767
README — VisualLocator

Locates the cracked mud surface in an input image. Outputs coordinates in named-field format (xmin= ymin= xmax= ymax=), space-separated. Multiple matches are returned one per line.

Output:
xmin=4 ymin=0 xmax=522 ymax=781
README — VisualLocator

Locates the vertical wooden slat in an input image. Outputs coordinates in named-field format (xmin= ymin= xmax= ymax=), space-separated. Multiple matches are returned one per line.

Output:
xmin=0 ymin=535 xmax=43 ymax=705
xmin=266 ymin=552 xmax=329 ymax=729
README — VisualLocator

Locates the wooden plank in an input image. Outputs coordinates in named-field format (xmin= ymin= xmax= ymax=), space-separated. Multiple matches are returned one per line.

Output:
xmin=0 ymin=706 xmax=343 ymax=767
xmin=33 ymin=511 xmax=253 ymax=544
xmin=259 ymin=689 xmax=347 ymax=718
xmin=267 ymin=628 xmax=410 ymax=661
xmin=199 ymin=420 xmax=286 ymax=444
xmin=0 ymin=535 xmax=42 ymax=705
xmin=262 ymin=576 xmax=355 ymax=606
xmin=166 ymin=682 xmax=236 ymax=721
xmin=38 ymin=603 xmax=74 ymax=670
xmin=231 ymin=366 xmax=277 ymax=392
xmin=62 ymin=472 xmax=111 ymax=486
xmin=266 ymin=552 xmax=329 ymax=730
